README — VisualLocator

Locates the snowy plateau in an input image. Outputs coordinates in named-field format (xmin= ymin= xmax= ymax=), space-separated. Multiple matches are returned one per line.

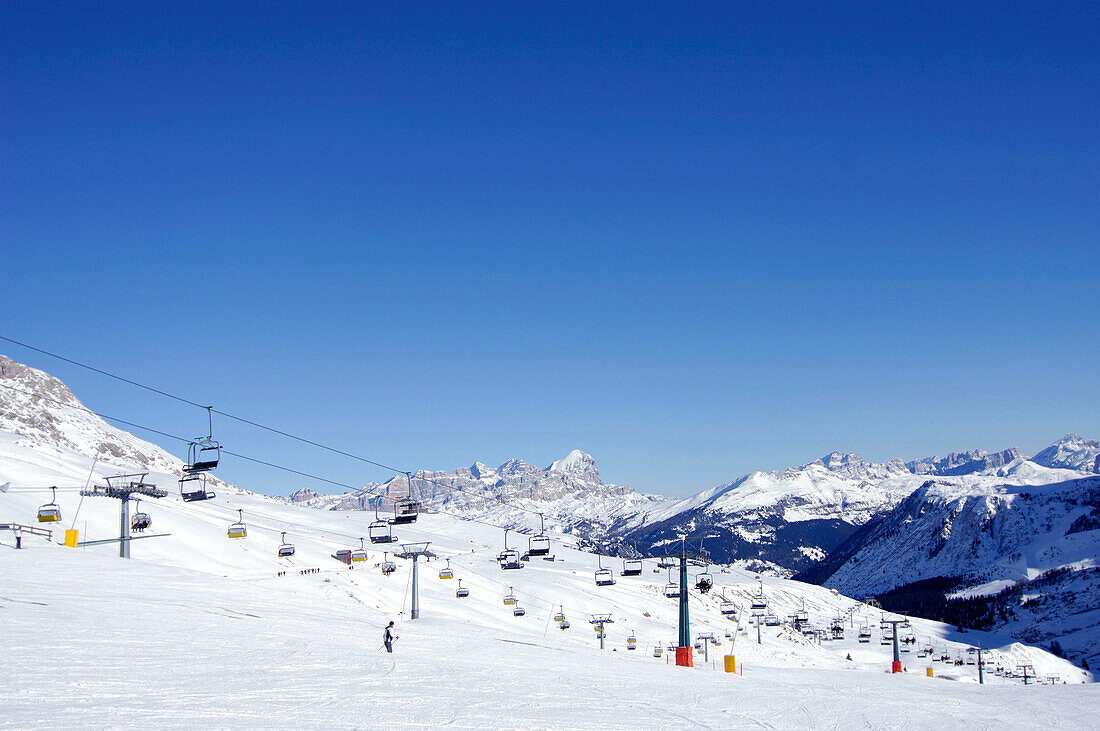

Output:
xmin=2 ymin=353 xmax=1099 ymax=728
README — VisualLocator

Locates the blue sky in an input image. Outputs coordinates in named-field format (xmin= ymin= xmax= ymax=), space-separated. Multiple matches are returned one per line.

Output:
xmin=2 ymin=2 xmax=1097 ymax=496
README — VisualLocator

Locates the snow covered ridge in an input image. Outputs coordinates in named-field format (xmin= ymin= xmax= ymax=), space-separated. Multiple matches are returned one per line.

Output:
xmin=1033 ymin=434 xmax=1100 ymax=474
xmin=0 ymin=354 xmax=187 ymax=476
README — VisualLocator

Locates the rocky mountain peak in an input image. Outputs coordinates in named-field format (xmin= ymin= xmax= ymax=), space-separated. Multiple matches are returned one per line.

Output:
xmin=0 ymin=353 xmax=184 ymax=474
xmin=548 ymin=449 xmax=600 ymax=480
xmin=1033 ymin=434 xmax=1100 ymax=474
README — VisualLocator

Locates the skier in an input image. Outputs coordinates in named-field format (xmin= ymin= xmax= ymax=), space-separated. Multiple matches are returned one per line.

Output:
xmin=383 ymin=621 xmax=397 ymax=653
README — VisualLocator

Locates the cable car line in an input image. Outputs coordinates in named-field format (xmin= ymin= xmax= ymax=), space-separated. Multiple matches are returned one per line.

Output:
xmin=0 ymin=379 xmax=546 ymax=520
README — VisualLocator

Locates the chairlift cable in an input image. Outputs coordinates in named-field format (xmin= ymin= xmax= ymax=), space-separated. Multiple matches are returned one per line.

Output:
xmin=0 ymin=338 xmax=547 ymax=517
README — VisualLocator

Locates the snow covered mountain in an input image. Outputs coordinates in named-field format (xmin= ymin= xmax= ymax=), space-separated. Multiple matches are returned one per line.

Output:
xmin=291 ymin=448 xmax=664 ymax=543
xmin=800 ymin=468 xmax=1100 ymax=664
xmin=612 ymin=455 xmax=924 ymax=575
xmin=0 ymin=354 xmax=188 ymax=476
xmin=1033 ymin=434 xmax=1100 ymax=474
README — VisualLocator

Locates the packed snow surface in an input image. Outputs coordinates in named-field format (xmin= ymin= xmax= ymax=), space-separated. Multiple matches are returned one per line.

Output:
xmin=2 ymin=435 xmax=1096 ymax=729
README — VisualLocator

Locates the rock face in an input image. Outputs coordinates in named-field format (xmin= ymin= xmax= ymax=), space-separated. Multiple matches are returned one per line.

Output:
xmin=907 ymin=448 xmax=1023 ymax=476
xmin=0 ymin=353 xmax=186 ymax=475
xmin=292 ymin=449 xmax=659 ymax=540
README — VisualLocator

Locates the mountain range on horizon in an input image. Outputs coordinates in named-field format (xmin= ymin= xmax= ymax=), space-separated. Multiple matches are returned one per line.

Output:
xmin=3 ymin=351 xmax=1100 ymax=661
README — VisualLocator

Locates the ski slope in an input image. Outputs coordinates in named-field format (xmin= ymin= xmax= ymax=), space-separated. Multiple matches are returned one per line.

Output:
xmin=1 ymin=435 xmax=1096 ymax=729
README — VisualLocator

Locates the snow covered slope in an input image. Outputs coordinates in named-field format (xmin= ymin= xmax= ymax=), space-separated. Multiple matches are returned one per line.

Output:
xmin=1 ymin=431 xmax=1093 ymax=727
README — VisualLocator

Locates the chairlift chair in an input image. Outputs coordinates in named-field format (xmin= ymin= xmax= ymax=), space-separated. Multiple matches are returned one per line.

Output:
xmin=438 ymin=558 xmax=453 ymax=580
xmin=622 ymin=556 xmax=643 ymax=577
xmin=695 ymin=571 xmax=713 ymax=594
xmin=594 ymin=554 xmax=616 ymax=587
xmin=393 ymin=500 xmax=421 ymax=525
xmin=498 ymin=528 xmax=524 ymax=570
xmin=185 ymin=439 xmax=221 ymax=473
xmin=179 ymin=472 xmax=215 ymax=502
xmin=720 ymin=600 xmax=737 ymax=616
xmin=513 ymin=606 xmax=526 ymax=617
xmin=764 ymin=613 xmax=780 ymax=626
xmin=664 ymin=568 xmax=680 ymax=598
xmin=627 ymin=633 xmax=637 ymax=650
xmin=503 ymin=587 xmax=517 ymax=606
xmin=278 ymin=531 xmax=296 ymax=557
xmin=658 ymin=556 xmax=677 ymax=569
xmin=380 ymin=551 xmax=396 ymax=574
xmin=368 ymin=503 xmax=398 ymax=544
xmin=554 ymin=606 xmax=566 ymax=623
xmin=455 ymin=580 xmax=469 ymax=598
xmin=653 ymin=645 xmax=664 ymax=658
xmin=559 ymin=620 xmax=570 ymax=630
xmin=184 ymin=407 xmax=221 ymax=472
xmin=351 ymin=538 xmax=368 ymax=563
xmin=390 ymin=472 xmax=421 ymax=524
xmin=130 ymin=498 xmax=151 ymax=532
xmin=37 ymin=487 xmax=62 ymax=523
xmin=528 ymin=513 xmax=551 ymax=556
xmin=227 ymin=509 xmax=247 ymax=539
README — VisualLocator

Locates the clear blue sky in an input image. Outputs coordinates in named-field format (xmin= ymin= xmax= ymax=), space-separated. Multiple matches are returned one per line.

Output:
xmin=2 ymin=2 xmax=1097 ymax=497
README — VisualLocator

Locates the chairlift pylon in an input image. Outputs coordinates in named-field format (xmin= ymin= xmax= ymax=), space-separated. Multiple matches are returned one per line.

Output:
xmin=37 ymin=486 xmax=62 ymax=523
xmin=184 ymin=406 xmax=221 ymax=473
xmin=227 ymin=509 xmax=247 ymax=539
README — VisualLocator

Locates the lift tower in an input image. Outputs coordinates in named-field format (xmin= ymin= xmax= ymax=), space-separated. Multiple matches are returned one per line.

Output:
xmin=880 ymin=617 xmax=911 ymax=674
xmin=80 ymin=474 xmax=167 ymax=558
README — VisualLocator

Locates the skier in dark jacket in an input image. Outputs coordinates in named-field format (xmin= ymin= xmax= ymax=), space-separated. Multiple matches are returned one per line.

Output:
xmin=383 ymin=621 xmax=397 ymax=653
